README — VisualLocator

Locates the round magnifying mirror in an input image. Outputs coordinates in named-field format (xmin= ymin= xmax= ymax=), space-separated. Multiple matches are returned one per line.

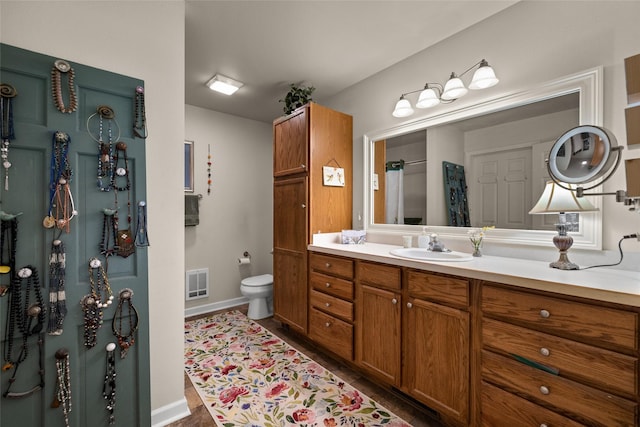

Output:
xmin=548 ymin=125 xmax=619 ymax=185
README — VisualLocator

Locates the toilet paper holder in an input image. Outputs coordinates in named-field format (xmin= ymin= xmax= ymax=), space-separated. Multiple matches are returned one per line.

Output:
xmin=238 ymin=251 xmax=251 ymax=265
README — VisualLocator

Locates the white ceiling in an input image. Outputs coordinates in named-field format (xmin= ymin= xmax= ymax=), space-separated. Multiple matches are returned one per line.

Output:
xmin=185 ymin=1 xmax=518 ymax=124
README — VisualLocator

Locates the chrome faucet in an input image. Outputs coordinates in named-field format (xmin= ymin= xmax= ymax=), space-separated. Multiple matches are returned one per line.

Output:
xmin=428 ymin=233 xmax=447 ymax=252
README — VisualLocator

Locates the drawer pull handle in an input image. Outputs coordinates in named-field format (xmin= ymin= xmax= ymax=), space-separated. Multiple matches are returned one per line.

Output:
xmin=407 ymin=302 xmax=413 ymax=309
xmin=325 ymin=263 xmax=331 ymax=268
xmin=392 ymin=298 xmax=397 ymax=304
xmin=540 ymin=309 xmax=550 ymax=318
xmin=325 ymin=302 xmax=331 ymax=307
xmin=325 ymin=322 xmax=330 ymax=328
xmin=539 ymin=385 xmax=550 ymax=395
xmin=325 ymin=282 xmax=331 ymax=288
xmin=540 ymin=347 xmax=550 ymax=357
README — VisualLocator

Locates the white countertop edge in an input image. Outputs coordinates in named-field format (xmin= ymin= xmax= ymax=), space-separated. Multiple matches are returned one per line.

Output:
xmin=309 ymin=239 xmax=640 ymax=308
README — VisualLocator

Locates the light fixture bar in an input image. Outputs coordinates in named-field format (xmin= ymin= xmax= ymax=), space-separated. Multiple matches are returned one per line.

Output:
xmin=392 ymin=59 xmax=498 ymax=118
xmin=206 ymin=74 xmax=244 ymax=95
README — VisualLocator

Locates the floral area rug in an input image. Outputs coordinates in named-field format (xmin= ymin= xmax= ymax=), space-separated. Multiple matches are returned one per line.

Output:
xmin=184 ymin=310 xmax=413 ymax=427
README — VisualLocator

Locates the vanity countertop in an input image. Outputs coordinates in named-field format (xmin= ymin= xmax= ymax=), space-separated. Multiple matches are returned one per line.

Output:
xmin=308 ymin=239 xmax=640 ymax=307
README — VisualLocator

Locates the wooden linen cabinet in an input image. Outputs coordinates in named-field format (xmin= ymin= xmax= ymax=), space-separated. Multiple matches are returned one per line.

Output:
xmin=272 ymin=102 xmax=352 ymax=335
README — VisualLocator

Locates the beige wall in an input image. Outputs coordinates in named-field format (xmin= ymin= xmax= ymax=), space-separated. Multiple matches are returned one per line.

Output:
xmin=184 ymin=105 xmax=272 ymax=312
xmin=0 ymin=0 xmax=186 ymax=421
xmin=328 ymin=1 xmax=640 ymax=259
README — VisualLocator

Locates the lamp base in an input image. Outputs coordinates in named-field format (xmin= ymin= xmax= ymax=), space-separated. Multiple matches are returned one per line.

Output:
xmin=549 ymin=250 xmax=579 ymax=270
xmin=550 ymin=234 xmax=579 ymax=270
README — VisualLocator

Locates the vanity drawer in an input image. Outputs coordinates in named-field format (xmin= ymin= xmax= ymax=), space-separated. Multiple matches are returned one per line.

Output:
xmin=482 ymin=284 xmax=638 ymax=351
xmin=310 ymin=289 xmax=353 ymax=322
xmin=309 ymin=253 xmax=354 ymax=279
xmin=407 ymin=269 xmax=469 ymax=308
xmin=481 ymin=381 xmax=585 ymax=427
xmin=357 ymin=261 xmax=401 ymax=290
xmin=309 ymin=271 xmax=354 ymax=300
xmin=483 ymin=318 xmax=638 ymax=396
xmin=309 ymin=307 xmax=353 ymax=361
xmin=482 ymin=350 xmax=637 ymax=427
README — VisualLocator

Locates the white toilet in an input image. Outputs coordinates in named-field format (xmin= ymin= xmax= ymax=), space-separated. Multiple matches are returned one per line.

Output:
xmin=240 ymin=274 xmax=273 ymax=320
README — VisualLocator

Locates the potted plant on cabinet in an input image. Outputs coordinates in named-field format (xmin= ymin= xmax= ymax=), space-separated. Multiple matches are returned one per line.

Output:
xmin=279 ymin=83 xmax=315 ymax=115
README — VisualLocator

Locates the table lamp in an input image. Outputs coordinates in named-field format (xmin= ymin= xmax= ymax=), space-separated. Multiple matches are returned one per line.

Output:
xmin=529 ymin=181 xmax=599 ymax=270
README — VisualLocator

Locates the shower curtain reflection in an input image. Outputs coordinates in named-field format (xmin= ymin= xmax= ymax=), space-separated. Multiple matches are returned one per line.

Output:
xmin=385 ymin=160 xmax=404 ymax=224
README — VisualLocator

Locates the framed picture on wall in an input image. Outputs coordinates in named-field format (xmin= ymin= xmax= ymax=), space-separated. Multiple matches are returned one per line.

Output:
xmin=185 ymin=140 xmax=194 ymax=192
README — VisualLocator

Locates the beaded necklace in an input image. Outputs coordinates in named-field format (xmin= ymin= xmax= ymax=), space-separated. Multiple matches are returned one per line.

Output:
xmin=112 ymin=141 xmax=134 ymax=257
xmin=52 ymin=348 xmax=72 ymax=427
xmin=2 ymin=266 xmax=46 ymax=398
xmin=88 ymin=257 xmax=113 ymax=309
xmin=80 ymin=294 xmax=101 ymax=349
xmin=0 ymin=83 xmax=17 ymax=191
xmin=103 ymin=342 xmax=117 ymax=424
xmin=112 ymin=288 xmax=139 ymax=359
xmin=87 ymin=106 xmax=120 ymax=192
xmin=100 ymin=209 xmax=118 ymax=258
xmin=47 ymin=239 xmax=68 ymax=335
xmin=133 ymin=86 xmax=147 ymax=139
xmin=51 ymin=60 xmax=77 ymax=114
xmin=45 ymin=131 xmax=77 ymax=230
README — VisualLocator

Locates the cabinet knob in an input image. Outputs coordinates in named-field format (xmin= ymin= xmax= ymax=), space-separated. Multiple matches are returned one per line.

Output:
xmin=301 ymin=203 xmax=306 ymax=209
xmin=540 ymin=309 xmax=550 ymax=318
xmin=301 ymin=164 xmax=306 ymax=169
xmin=325 ymin=282 xmax=331 ymax=288
xmin=325 ymin=302 xmax=331 ymax=307
xmin=540 ymin=347 xmax=550 ymax=357
xmin=391 ymin=298 xmax=397 ymax=304
xmin=325 ymin=322 xmax=330 ymax=328
xmin=540 ymin=424 xmax=548 ymax=427
xmin=325 ymin=262 xmax=331 ymax=268
xmin=539 ymin=385 xmax=550 ymax=395
xmin=406 ymin=302 xmax=413 ymax=309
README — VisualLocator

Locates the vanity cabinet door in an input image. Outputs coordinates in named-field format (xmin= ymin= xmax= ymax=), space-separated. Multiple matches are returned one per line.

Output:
xmin=356 ymin=283 xmax=401 ymax=386
xmin=404 ymin=297 xmax=470 ymax=424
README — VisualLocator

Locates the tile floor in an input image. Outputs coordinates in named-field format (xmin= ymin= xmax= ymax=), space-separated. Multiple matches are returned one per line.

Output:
xmin=168 ymin=305 xmax=444 ymax=427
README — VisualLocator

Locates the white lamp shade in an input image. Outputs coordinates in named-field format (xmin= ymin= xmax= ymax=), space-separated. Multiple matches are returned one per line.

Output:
xmin=469 ymin=64 xmax=499 ymax=90
xmin=392 ymin=98 xmax=414 ymax=118
xmin=416 ymin=88 xmax=440 ymax=108
xmin=529 ymin=181 xmax=599 ymax=214
xmin=206 ymin=74 xmax=243 ymax=95
xmin=441 ymin=75 xmax=468 ymax=100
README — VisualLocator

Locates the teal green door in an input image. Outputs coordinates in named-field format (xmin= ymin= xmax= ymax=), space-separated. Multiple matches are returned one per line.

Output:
xmin=0 ymin=44 xmax=150 ymax=426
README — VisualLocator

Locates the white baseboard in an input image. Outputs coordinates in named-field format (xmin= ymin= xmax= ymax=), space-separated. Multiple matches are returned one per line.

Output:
xmin=151 ymin=396 xmax=190 ymax=427
xmin=184 ymin=296 xmax=248 ymax=318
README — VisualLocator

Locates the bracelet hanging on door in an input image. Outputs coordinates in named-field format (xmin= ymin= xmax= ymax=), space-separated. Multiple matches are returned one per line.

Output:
xmin=112 ymin=288 xmax=139 ymax=359
xmin=47 ymin=239 xmax=68 ymax=335
xmin=51 ymin=60 xmax=77 ymax=114
xmin=133 ymin=86 xmax=147 ymax=139
xmin=134 ymin=201 xmax=150 ymax=247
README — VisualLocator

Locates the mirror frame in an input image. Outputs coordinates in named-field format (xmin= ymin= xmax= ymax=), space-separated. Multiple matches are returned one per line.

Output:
xmin=363 ymin=67 xmax=603 ymax=250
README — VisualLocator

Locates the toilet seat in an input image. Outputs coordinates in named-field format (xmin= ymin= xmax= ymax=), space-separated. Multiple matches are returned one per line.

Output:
xmin=241 ymin=274 xmax=273 ymax=287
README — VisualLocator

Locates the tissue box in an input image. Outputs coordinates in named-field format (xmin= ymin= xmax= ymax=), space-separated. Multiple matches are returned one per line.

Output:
xmin=341 ymin=230 xmax=366 ymax=245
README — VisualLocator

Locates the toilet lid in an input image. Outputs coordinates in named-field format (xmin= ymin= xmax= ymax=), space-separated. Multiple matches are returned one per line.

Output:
xmin=242 ymin=274 xmax=273 ymax=287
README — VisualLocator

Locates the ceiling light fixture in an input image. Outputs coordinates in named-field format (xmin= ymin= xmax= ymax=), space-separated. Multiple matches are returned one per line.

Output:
xmin=392 ymin=59 xmax=499 ymax=118
xmin=206 ymin=74 xmax=244 ymax=96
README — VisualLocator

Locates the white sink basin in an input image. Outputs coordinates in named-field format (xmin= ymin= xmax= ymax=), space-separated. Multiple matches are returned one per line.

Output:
xmin=389 ymin=248 xmax=474 ymax=262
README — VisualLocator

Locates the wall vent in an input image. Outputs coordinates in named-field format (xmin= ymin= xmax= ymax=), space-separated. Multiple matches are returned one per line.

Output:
xmin=186 ymin=268 xmax=209 ymax=300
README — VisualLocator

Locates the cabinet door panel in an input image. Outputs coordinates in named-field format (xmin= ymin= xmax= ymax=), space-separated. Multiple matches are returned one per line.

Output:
xmin=273 ymin=249 xmax=307 ymax=334
xmin=273 ymin=109 xmax=307 ymax=177
xmin=405 ymin=297 xmax=469 ymax=423
xmin=273 ymin=177 xmax=307 ymax=252
xmin=355 ymin=284 xmax=401 ymax=386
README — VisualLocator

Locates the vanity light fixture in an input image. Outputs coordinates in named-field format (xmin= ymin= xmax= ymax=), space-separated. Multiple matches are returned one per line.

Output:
xmin=206 ymin=74 xmax=244 ymax=95
xmin=529 ymin=181 xmax=599 ymax=270
xmin=392 ymin=59 xmax=499 ymax=118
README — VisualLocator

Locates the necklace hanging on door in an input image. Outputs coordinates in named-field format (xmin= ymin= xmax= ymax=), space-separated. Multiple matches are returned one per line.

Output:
xmin=87 ymin=106 xmax=120 ymax=192
xmin=134 ymin=201 xmax=150 ymax=247
xmin=112 ymin=142 xmax=134 ymax=258
xmin=51 ymin=348 xmax=72 ymax=427
xmin=0 ymin=217 xmax=18 ymax=296
xmin=133 ymin=86 xmax=147 ymax=139
xmin=100 ymin=209 xmax=118 ymax=258
xmin=103 ymin=342 xmax=117 ymax=424
xmin=44 ymin=131 xmax=77 ymax=230
xmin=80 ymin=294 xmax=101 ymax=349
xmin=112 ymin=288 xmax=139 ymax=359
xmin=51 ymin=60 xmax=77 ymax=114
xmin=47 ymin=239 xmax=68 ymax=335
xmin=88 ymin=257 xmax=113 ymax=310
xmin=0 ymin=83 xmax=17 ymax=191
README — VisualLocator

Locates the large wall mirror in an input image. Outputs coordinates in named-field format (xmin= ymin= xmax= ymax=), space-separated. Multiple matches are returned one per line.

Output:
xmin=363 ymin=67 xmax=603 ymax=249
